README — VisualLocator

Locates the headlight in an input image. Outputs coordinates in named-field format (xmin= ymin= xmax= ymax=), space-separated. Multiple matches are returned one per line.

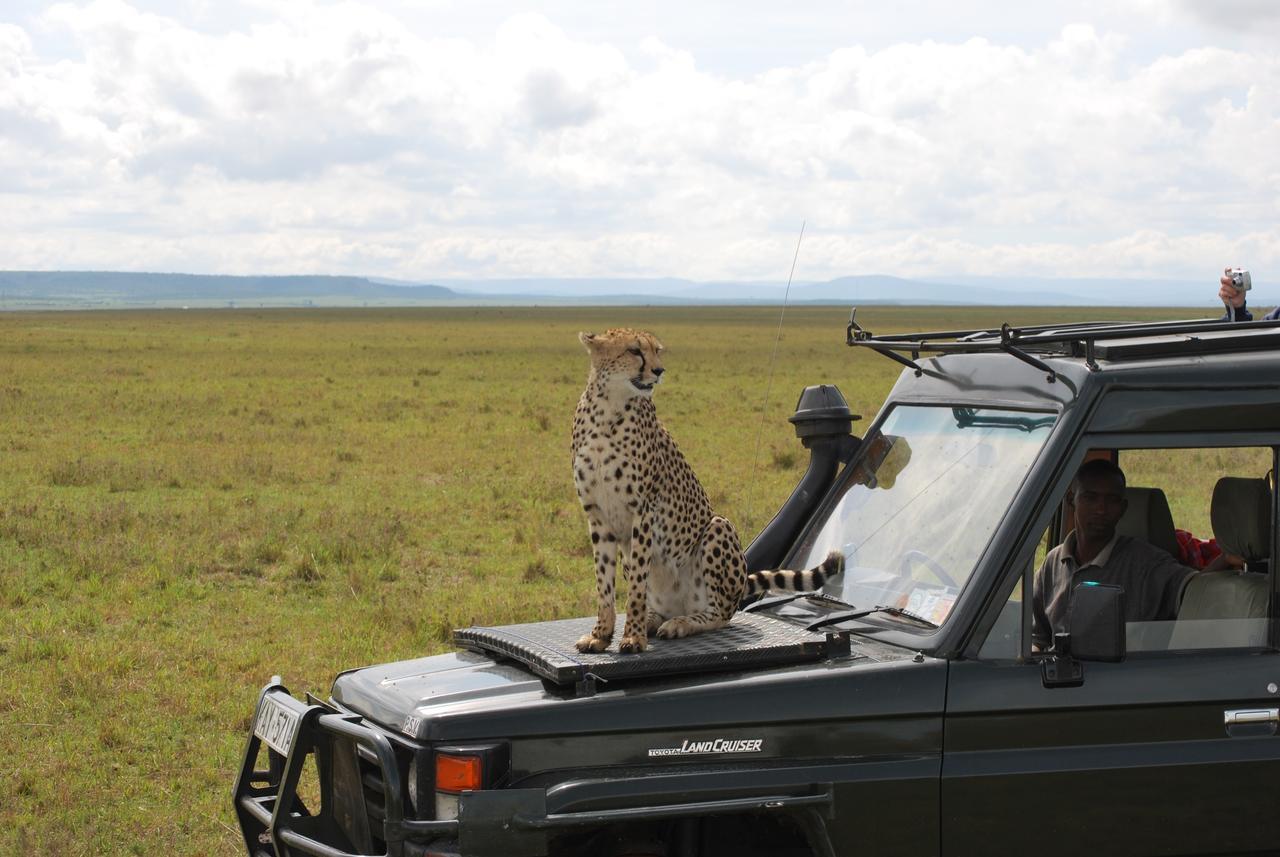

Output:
xmin=407 ymin=754 xmax=420 ymax=814
xmin=435 ymin=791 xmax=461 ymax=822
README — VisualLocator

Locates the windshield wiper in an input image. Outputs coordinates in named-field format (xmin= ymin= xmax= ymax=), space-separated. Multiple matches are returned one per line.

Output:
xmin=743 ymin=591 xmax=852 ymax=613
xmin=952 ymin=407 xmax=1055 ymax=432
xmin=804 ymin=605 xmax=939 ymax=632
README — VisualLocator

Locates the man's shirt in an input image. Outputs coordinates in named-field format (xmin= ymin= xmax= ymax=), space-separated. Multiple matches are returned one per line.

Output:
xmin=1033 ymin=531 xmax=1196 ymax=649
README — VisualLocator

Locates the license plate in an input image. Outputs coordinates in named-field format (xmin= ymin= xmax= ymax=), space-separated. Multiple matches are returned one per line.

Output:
xmin=254 ymin=693 xmax=302 ymax=757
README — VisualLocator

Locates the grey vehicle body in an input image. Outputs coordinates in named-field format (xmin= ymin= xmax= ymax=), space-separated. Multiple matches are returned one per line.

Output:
xmin=233 ymin=314 xmax=1280 ymax=857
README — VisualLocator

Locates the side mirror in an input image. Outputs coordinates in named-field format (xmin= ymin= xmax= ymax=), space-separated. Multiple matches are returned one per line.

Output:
xmin=1070 ymin=581 xmax=1126 ymax=662
xmin=1042 ymin=582 xmax=1126 ymax=689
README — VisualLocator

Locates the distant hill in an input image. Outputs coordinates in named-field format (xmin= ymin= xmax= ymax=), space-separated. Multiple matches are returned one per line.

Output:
xmin=659 ymin=275 xmax=1089 ymax=305
xmin=436 ymin=274 xmax=1218 ymax=307
xmin=0 ymin=270 xmax=1229 ymax=310
xmin=0 ymin=271 xmax=455 ymax=306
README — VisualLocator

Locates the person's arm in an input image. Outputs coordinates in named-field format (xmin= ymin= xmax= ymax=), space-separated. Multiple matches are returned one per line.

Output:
xmin=1155 ymin=557 xmax=1199 ymax=619
xmin=1202 ymin=550 xmax=1244 ymax=572
xmin=1265 ymin=306 xmax=1280 ymax=321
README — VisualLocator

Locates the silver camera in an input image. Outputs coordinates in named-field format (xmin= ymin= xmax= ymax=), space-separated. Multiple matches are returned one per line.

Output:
xmin=1229 ymin=268 xmax=1252 ymax=292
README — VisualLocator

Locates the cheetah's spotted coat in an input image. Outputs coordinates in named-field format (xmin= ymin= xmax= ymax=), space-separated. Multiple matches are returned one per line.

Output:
xmin=571 ymin=328 xmax=843 ymax=654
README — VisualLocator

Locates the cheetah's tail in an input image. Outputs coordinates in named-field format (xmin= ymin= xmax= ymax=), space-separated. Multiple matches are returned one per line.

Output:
xmin=745 ymin=550 xmax=844 ymax=596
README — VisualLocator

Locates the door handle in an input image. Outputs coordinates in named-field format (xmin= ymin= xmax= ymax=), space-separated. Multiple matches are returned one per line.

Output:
xmin=1224 ymin=708 xmax=1280 ymax=726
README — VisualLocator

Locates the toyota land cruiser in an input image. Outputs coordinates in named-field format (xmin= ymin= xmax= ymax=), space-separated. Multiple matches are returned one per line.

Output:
xmin=233 ymin=313 xmax=1280 ymax=857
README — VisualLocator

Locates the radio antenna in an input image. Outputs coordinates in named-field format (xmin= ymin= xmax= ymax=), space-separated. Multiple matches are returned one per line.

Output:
xmin=746 ymin=220 xmax=805 ymax=533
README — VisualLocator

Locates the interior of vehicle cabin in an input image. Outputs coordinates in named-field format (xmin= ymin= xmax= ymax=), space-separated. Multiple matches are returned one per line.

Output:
xmin=983 ymin=445 xmax=1276 ymax=659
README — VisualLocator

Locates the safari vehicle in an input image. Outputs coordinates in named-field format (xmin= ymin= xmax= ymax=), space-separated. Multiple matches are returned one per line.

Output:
xmin=234 ymin=314 xmax=1280 ymax=857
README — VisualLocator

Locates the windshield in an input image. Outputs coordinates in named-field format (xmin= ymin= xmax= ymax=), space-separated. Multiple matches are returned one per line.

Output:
xmin=792 ymin=405 xmax=1055 ymax=629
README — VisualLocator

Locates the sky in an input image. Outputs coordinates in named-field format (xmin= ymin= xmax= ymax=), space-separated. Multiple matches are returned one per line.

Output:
xmin=1 ymin=1 xmax=1278 ymax=285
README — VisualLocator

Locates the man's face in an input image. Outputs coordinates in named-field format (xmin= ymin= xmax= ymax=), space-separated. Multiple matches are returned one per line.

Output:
xmin=1072 ymin=473 xmax=1127 ymax=543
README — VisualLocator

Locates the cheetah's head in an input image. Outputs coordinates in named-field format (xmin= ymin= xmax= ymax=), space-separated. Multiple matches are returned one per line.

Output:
xmin=579 ymin=328 xmax=665 ymax=398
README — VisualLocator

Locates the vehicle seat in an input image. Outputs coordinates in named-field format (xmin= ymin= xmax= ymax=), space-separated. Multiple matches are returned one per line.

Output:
xmin=1168 ymin=477 xmax=1272 ymax=649
xmin=1116 ymin=486 xmax=1179 ymax=560
xmin=1210 ymin=476 xmax=1272 ymax=569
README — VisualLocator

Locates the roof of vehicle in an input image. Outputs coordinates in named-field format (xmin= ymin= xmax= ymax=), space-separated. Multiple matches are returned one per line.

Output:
xmin=848 ymin=314 xmax=1280 ymax=415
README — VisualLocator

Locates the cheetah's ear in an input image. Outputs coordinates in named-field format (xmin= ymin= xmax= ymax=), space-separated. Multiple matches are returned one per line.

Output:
xmin=579 ymin=331 xmax=598 ymax=350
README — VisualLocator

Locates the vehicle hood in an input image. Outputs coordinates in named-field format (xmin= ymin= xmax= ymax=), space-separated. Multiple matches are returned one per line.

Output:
xmin=331 ymin=649 xmax=545 ymax=736
xmin=332 ymin=636 xmax=943 ymax=745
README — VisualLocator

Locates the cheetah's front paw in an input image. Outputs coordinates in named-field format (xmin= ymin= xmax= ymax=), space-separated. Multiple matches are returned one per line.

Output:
xmin=656 ymin=618 xmax=692 ymax=639
xmin=618 ymin=633 xmax=648 ymax=654
xmin=575 ymin=633 xmax=611 ymax=653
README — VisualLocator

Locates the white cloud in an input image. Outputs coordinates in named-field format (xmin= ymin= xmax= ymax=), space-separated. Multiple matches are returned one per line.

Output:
xmin=0 ymin=1 xmax=1277 ymax=282
xmin=1174 ymin=0 xmax=1280 ymax=34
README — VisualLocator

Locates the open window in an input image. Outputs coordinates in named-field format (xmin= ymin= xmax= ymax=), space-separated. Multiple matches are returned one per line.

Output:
xmin=981 ymin=441 xmax=1277 ymax=660
xmin=1118 ymin=447 xmax=1274 ymax=652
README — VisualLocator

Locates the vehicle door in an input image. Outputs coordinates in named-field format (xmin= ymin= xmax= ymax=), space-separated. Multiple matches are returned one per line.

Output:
xmin=942 ymin=434 xmax=1280 ymax=857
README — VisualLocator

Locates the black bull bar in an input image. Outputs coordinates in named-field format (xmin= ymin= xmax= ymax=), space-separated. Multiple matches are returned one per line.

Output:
xmin=231 ymin=680 xmax=457 ymax=857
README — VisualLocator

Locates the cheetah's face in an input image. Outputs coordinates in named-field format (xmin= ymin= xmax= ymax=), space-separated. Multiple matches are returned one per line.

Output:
xmin=579 ymin=328 xmax=665 ymax=398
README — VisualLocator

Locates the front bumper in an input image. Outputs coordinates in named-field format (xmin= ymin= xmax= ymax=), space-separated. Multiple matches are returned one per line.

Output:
xmin=232 ymin=680 xmax=839 ymax=857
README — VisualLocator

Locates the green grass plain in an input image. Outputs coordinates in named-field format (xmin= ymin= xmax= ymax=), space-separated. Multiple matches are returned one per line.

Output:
xmin=0 ymin=304 xmax=1246 ymax=854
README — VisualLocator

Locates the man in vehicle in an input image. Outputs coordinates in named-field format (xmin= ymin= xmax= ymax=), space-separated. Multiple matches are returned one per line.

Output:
xmin=1032 ymin=459 xmax=1198 ymax=650
xmin=1218 ymin=266 xmax=1280 ymax=321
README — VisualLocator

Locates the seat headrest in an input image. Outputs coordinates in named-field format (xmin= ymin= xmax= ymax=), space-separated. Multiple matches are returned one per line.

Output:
xmin=1117 ymin=486 xmax=1179 ymax=559
xmin=1211 ymin=477 xmax=1272 ymax=562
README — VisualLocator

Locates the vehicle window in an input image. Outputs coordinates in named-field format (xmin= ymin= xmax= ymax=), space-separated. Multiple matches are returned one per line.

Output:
xmin=977 ymin=517 xmax=1058 ymax=661
xmin=1032 ymin=446 xmax=1275 ymax=654
xmin=792 ymin=405 xmax=1055 ymax=629
xmin=1123 ymin=448 xmax=1272 ymax=542
xmin=978 ymin=577 xmax=1024 ymax=661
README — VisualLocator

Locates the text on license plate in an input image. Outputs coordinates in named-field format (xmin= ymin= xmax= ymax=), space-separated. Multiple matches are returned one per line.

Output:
xmin=254 ymin=695 xmax=301 ymax=756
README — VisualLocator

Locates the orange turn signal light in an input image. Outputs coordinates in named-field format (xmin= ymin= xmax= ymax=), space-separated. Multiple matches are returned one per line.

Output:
xmin=435 ymin=753 xmax=483 ymax=793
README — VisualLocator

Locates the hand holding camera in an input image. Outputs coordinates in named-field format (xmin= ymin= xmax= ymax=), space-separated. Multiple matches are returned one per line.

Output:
xmin=1219 ymin=267 xmax=1251 ymax=310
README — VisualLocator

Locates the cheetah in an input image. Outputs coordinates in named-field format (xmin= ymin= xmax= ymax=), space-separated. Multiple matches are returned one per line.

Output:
xmin=571 ymin=328 xmax=843 ymax=654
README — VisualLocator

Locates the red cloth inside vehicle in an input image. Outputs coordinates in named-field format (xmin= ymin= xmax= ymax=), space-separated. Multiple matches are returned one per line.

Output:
xmin=1175 ymin=529 xmax=1223 ymax=569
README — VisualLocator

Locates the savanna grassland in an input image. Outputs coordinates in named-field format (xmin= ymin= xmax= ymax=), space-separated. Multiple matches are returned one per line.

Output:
xmin=0 ymin=303 xmax=1229 ymax=854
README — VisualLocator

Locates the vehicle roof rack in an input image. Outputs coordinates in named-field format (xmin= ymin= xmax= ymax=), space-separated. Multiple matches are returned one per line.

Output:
xmin=845 ymin=309 xmax=1280 ymax=380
